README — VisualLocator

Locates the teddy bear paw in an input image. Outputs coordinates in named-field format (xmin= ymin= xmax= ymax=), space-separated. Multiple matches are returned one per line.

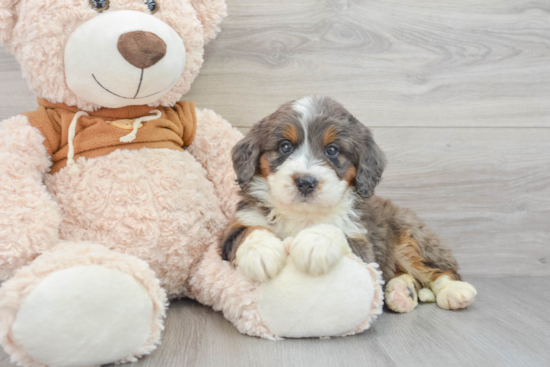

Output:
xmin=3 ymin=264 xmax=160 ymax=367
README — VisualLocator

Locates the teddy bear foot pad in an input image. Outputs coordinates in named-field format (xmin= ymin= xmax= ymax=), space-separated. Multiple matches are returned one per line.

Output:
xmin=0 ymin=242 xmax=167 ymax=367
xmin=12 ymin=266 xmax=153 ymax=366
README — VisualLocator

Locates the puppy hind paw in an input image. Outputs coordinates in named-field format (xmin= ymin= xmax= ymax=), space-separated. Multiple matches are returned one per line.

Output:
xmin=236 ymin=230 xmax=287 ymax=283
xmin=289 ymin=224 xmax=351 ymax=276
xmin=385 ymin=274 xmax=418 ymax=313
xmin=418 ymin=288 xmax=436 ymax=303
xmin=436 ymin=281 xmax=477 ymax=310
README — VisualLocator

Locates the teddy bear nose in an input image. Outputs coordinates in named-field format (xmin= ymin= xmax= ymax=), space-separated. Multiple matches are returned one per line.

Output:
xmin=117 ymin=31 xmax=167 ymax=69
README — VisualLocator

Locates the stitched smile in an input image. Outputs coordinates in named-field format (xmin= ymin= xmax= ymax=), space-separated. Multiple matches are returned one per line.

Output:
xmin=92 ymin=73 xmax=176 ymax=99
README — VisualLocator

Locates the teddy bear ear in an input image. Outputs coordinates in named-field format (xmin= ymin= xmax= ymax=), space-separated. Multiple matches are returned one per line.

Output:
xmin=0 ymin=0 xmax=19 ymax=46
xmin=189 ymin=0 xmax=227 ymax=44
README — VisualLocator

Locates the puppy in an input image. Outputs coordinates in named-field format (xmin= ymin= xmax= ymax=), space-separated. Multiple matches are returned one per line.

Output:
xmin=221 ymin=96 xmax=476 ymax=313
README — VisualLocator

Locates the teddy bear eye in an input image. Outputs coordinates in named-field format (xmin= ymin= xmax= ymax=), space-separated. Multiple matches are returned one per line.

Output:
xmin=145 ymin=0 xmax=159 ymax=14
xmin=89 ymin=0 xmax=110 ymax=12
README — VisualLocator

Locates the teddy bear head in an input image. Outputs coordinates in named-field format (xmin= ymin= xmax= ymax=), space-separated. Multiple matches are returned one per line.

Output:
xmin=0 ymin=0 xmax=226 ymax=110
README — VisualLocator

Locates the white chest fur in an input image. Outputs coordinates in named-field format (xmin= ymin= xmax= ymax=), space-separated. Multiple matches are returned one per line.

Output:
xmin=237 ymin=179 xmax=366 ymax=240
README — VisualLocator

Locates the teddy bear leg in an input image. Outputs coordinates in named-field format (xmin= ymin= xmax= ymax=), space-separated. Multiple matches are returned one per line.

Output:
xmin=0 ymin=241 xmax=167 ymax=367
xmin=187 ymin=242 xmax=276 ymax=339
xmin=188 ymin=242 xmax=384 ymax=339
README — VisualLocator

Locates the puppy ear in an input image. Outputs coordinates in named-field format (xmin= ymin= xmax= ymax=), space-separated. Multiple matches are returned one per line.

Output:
xmin=232 ymin=123 xmax=264 ymax=189
xmin=0 ymin=0 xmax=19 ymax=46
xmin=189 ymin=0 xmax=227 ymax=44
xmin=354 ymin=121 xmax=387 ymax=198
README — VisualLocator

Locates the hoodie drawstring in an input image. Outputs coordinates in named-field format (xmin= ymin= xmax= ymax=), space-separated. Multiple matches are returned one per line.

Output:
xmin=66 ymin=109 xmax=162 ymax=174
xmin=120 ymin=110 xmax=162 ymax=143
xmin=67 ymin=111 xmax=90 ymax=174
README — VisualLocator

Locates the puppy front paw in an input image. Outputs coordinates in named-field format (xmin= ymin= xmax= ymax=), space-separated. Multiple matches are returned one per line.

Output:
xmin=289 ymin=224 xmax=351 ymax=276
xmin=235 ymin=229 xmax=287 ymax=282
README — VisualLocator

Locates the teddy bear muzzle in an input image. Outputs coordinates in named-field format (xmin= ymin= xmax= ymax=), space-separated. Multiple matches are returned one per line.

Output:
xmin=64 ymin=10 xmax=186 ymax=108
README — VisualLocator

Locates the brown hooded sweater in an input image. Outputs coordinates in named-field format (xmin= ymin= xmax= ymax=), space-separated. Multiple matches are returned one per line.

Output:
xmin=23 ymin=98 xmax=197 ymax=174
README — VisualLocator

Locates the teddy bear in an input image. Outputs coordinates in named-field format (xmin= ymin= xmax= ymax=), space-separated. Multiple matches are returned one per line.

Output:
xmin=0 ymin=1 xmax=384 ymax=366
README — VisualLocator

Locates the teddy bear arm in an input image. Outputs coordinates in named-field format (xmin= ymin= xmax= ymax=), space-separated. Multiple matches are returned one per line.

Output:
xmin=187 ymin=108 xmax=243 ymax=219
xmin=189 ymin=241 xmax=385 ymax=339
xmin=0 ymin=115 xmax=61 ymax=280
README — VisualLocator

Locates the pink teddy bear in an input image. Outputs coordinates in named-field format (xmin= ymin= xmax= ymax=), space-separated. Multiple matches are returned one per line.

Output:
xmin=0 ymin=1 xmax=383 ymax=366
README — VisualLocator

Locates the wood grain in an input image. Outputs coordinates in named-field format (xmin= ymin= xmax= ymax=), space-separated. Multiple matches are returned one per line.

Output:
xmin=0 ymin=49 xmax=38 ymax=120
xmin=185 ymin=0 xmax=550 ymax=128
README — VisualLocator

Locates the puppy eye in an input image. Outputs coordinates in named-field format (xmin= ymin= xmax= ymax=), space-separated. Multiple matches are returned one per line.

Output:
xmin=325 ymin=145 xmax=339 ymax=157
xmin=279 ymin=141 xmax=293 ymax=155
xmin=90 ymin=0 xmax=109 ymax=12
xmin=145 ymin=0 xmax=159 ymax=13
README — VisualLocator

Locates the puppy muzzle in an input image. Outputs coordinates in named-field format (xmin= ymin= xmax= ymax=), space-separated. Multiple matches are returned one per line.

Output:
xmin=294 ymin=176 xmax=319 ymax=196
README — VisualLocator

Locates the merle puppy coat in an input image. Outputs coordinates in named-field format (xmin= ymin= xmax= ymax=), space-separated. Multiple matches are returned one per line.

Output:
xmin=221 ymin=96 xmax=476 ymax=313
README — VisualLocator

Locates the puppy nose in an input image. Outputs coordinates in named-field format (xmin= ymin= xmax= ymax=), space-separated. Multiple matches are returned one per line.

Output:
xmin=294 ymin=176 xmax=319 ymax=196
xmin=117 ymin=31 xmax=167 ymax=69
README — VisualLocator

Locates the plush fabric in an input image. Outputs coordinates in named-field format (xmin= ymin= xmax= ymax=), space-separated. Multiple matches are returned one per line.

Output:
xmin=0 ymin=115 xmax=61 ymax=280
xmin=23 ymin=98 xmax=197 ymax=173
xmin=43 ymin=138 xmax=229 ymax=298
xmin=0 ymin=242 xmax=167 ymax=367
xmin=63 ymin=10 xmax=187 ymax=108
xmin=12 ymin=266 xmax=153 ymax=367
xmin=187 ymin=108 xmax=243 ymax=220
xmin=257 ymin=256 xmax=382 ymax=338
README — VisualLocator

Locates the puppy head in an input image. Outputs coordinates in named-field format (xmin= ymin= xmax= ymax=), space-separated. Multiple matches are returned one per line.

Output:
xmin=232 ymin=96 xmax=387 ymax=211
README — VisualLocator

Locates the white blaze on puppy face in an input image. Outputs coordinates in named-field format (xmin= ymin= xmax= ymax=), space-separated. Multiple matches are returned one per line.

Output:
xmin=65 ymin=10 xmax=186 ymax=108
xmin=266 ymin=96 xmax=349 ymax=211
xmin=267 ymin=148 xmax=348 ymax=210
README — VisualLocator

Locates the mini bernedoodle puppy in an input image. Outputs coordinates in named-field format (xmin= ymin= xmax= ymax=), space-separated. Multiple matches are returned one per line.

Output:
xmin=220 ymin=96 xmax=477 ymax=313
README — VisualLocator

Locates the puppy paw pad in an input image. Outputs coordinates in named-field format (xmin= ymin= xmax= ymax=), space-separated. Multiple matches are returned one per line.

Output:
xmin=385 ymin=275 xmax=418 ymax=313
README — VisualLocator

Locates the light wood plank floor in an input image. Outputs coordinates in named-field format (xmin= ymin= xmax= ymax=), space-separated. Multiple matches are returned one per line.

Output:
xmin=1 ymin=277 xmax=546 ymax=367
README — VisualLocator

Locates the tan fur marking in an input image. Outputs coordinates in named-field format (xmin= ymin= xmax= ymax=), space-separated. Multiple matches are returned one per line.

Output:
xmin=393 ymin=233 xmax=458 ymax=287
xmin=344 ymin=165 xmax=356 ymax=184
xmin=259 ymin=153 xmax=271 ymax=178
xmin=283 ymin=124 xmax=299 ymax=143
xmin=323 ymin=126 xmax=338 ymax=146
